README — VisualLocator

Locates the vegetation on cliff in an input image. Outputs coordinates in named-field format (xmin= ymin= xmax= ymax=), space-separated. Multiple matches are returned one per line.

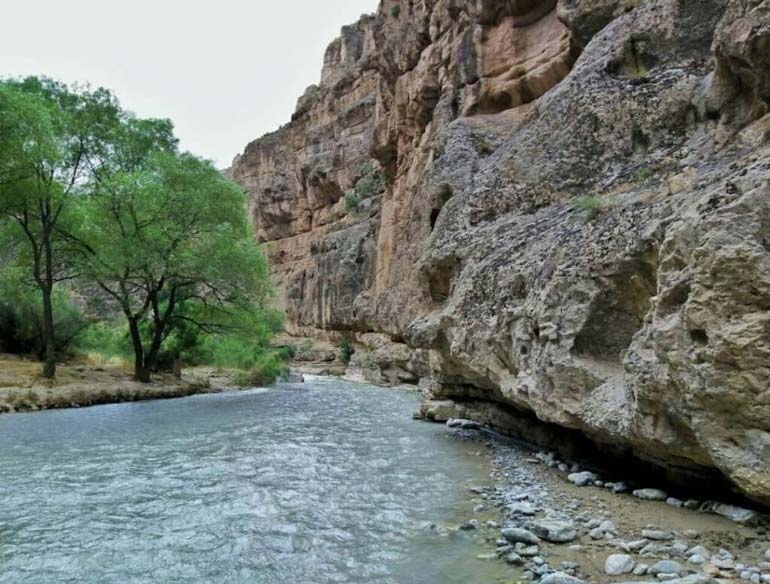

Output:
xmin=0 ymin=77 xmax=285 ymax=384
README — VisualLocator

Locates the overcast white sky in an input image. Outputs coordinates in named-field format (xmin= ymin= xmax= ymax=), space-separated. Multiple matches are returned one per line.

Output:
xmin=1 ymin=0 xmax=378 ymax=168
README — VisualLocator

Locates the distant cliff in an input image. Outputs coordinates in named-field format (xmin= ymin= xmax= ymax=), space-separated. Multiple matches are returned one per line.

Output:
xmin=231 ymin=0 xmax=770 ymax=505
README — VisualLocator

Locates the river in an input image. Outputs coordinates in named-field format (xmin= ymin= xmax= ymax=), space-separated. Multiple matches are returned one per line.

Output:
xmin=0 ymin=377 xmax=515 ymax=583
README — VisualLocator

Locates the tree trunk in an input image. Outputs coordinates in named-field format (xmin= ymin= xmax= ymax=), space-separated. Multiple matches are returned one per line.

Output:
xmin=128 ymin=317 xmax=150 ymax=383
xmin=40 ymin=283 xmax=56 ymax=380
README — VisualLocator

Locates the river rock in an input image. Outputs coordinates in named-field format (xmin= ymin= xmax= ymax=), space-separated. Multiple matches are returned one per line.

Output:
xmin=711 ymin=503 xmax=756 ymax=523
xmin=568 ymin=471 xmax=598 ymax=487
xmin=505 ymin=552 xmax=524 ymax=565
xmin=642 ymin=529 xmax=674 ymax=541
xmin=528 ymin=519 xmax=578 ymax=543
xmin=509 ymin=501 xmax=536 ymax=515
xmin=633 ymin=489 xmax=668 ymax=501
xmin=446 ymin=418 xmax=481 ymax=430
xmin=606 ymin=554 xmax=635 ymax=575
xmin=540 ymin=572 xmax=585 ymax=584
xmin=501 ymin=527 xmax=540 ymax=545
xmin=649 ymin=560 xmax=684 ymax=577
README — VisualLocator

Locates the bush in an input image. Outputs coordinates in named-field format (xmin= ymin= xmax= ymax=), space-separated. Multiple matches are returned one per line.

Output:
xmin=637 ymin=167 xmax=654 ymax=181
xmin=345 ymin=191 xmax=361 ymax=212
xmin=338 ymin=338 xmax=355 ymax=364
xmin=235 ymin=349 xmax=290 ymax=387
xmin=0 ymin=274 xmax=89 ymax=359
xmin=76 ymin=322 xmax=132 ymax=360
xmin=572 ymin=196 xmax=604 ymax=221
xmin=390 ymin=4 xmax=401 ymax=18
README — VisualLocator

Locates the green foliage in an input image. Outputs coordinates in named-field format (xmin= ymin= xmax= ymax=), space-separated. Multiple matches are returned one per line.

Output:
xmin=637 ymin=167 xmax=654 ymax=181
xmin=572 ymin=196 xmax=604 ymax=221
xmin=0 ymin=76 xmax=282 ymax=383
xmin=0 ymin=271 xmax=88 ymax=358
xmin=354 ymin=162 xmax=386 ymax=199
xmin=344 ymin=161 xmax=385 ymax=215
xmin=338 ymin=338 xmax=355 ymax=364
xmin=235 ymin=349 xmax=291 ymax=387
xmin=76 ymin=322 xmax=132 ymax=361
xmin=390 ymin=4 xmax=401 ymax=18
xmin=345 ymin=191 xmax=361 ymax=212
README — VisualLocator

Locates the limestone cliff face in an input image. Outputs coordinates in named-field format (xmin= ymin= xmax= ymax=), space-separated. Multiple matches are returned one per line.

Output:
xmin=231 ymin=0 xmax=770 ymax=504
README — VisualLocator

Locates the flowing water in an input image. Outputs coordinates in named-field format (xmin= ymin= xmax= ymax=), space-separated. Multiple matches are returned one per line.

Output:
xmin=0 ymin=377 xmax=515 ymax=583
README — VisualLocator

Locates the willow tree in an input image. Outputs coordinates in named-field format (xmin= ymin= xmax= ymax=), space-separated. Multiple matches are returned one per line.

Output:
xmin=0 ymin=78 xmax=120 ymax=378
xmin=80 ymin=151 xmax=273 ymax=382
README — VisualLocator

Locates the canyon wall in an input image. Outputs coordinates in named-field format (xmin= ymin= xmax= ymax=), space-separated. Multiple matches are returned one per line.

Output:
xmin=230 ymin=0 xmax=770 ymax=504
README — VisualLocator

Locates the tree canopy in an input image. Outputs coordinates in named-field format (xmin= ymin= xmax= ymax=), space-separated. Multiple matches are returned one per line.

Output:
xmin=0 ymin=76 xmax=281 ymax=382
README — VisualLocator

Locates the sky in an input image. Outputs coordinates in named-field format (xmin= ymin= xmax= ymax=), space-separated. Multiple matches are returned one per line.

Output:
xmin=1 ymin=0 xmax=378 ymax=168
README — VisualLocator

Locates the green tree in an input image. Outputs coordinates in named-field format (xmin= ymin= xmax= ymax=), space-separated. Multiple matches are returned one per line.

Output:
xmin=0 ymin=77 xmax=120 ymax=378
xmin=80 ymin=151 xmax=274 ymax=382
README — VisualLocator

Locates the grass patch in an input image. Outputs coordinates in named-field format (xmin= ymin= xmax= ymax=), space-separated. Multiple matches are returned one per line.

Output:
xmin=390 ymin=4 xmax=401 ymax=18
xmin=572 ymin=196 xmax=605 ymax=221
xmin=338 ymin=339 xmax=355 ymax=364
xmin=637 ymin=167 xmax=654 ymax=181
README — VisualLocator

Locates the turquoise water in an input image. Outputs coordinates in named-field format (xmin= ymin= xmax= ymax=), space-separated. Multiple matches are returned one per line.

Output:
xmin=0 ymin=377 xmax=514 ymax=583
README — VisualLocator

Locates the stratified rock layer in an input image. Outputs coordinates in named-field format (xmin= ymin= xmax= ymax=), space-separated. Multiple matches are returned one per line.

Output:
xmin=231 ymin=0 xmax=770 ymax=504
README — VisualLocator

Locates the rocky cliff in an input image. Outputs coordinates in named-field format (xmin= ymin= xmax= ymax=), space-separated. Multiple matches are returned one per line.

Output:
xmin=231 ymin=0 xmax=770 ymax=505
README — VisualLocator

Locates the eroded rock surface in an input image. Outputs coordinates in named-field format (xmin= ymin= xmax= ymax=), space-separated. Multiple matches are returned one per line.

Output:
xmin=231 ymin=0 xmax=770 ymax=504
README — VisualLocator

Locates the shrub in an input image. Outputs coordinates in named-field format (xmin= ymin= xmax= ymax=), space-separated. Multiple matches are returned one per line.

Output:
xmin=0 ymin=274 xmax=89 ymax=359
xmin=390 ymin=4 xmax=401 ymax=18
xmin=338 ymin=338 xmax=355 ymax=364
xmin=235 ymin=350 xmax=290 ymax=387
xmin=573 ymin=196 xmax=604 ymax=221
xmin=637 ymin=167 xmax=654 ymax=181
xmin=345 ymin=191 xmax=361 ymax=212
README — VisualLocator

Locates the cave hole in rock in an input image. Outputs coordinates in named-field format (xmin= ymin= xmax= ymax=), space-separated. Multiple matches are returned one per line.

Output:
xmin=429 ymin=184 xmax=454 ymax=231
xmin=426 ymin=260 xmax=458 ymax=305
xmin=658 ymin=280 xmax=691 ymax=315
xmin=606 ymin=35 xmax=659 ymax=80
xmin=573 ymin=252 xmax=658 ymax=362
xmin=631 ymin=127 xmax=650 ymax=156
xmin=689 ymin=328 xmax=709 ymax=345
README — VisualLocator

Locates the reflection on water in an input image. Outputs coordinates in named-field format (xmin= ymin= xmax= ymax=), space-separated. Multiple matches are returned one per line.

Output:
xmin=0 ymin=378 xmax=515 ymax=583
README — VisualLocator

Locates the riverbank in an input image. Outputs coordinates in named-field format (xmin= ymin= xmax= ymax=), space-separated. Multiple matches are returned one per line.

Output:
xmin=0 ymin=356 xmax=247 ymax=414
xmin=444 ymin=425 xmax=770 ymax=583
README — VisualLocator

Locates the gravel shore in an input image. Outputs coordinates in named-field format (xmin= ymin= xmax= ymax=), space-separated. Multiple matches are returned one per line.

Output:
xmin=447 ymin=422 xmax=770 ymax=583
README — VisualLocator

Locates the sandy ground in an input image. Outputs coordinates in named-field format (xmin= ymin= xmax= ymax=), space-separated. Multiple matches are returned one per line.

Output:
xmin=0 ymin=355 xmax=241 ymax=414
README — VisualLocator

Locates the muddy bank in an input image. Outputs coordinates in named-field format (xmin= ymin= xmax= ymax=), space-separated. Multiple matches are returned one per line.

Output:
xmin=0 ymin=357 xmax=246 ymax=414
xmin=445 ymin=425 xmax=770 ymax=583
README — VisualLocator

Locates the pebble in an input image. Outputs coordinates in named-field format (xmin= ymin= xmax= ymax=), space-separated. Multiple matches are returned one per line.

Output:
xmin=501 ymin=527 xmax=539 ymax=545
xmin=509 ymin=501 xmax=536 ymax=515
xmin=517 ymin=544 xmax=540 ymax=557
xmin=649 ymin=560 xmax=684 ymax=577
xmin=567 ymin=471 xmax=598 ymax=487
xmin=642 ymin=529 xmax=675 ymax=541
xmin=539 ymin=572 xmax=585 ymax=584
xmin=459 ymin=520 xmax=478 ymax=530
xmin=505 ymin=552 xmax=524 ymax=565
xmin=528 ymin=519 xmax=578 ymax=543
xmin=667 ymin=497 xmax=684 ymax=507
xmin=634 ymin=488 xmax=669 ymax=501
xmin=711 ymin=502 xmax=756 ymax=523
xmin=605 ymin=554 xmax=636 ymax=575
xmin=634 ymin=563 xmax=649 ymax=576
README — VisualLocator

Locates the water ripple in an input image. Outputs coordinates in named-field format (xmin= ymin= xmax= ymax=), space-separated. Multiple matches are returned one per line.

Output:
xmin=0 ymin=379 xmax=511 ymax=583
